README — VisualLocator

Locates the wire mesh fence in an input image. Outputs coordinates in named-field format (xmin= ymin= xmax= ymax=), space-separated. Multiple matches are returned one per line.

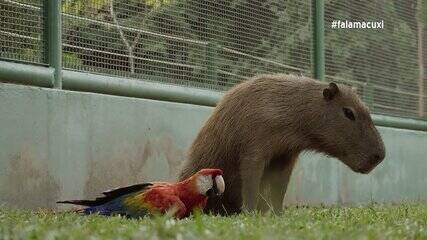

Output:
xmin=325 ymin=0 xmax=426 ymax=119
xmin=0 ymin=0 xmax=426 ymax=120
xmin=61 ymin=0 xmax=312 ymax=91
xmin=0 ymin=0 xmax=45 ymax=64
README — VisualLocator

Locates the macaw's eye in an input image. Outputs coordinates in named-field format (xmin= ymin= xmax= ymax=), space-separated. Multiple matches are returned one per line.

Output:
xmin=206 ymin=188 xmax=215 ymax=198
xmin=343 ymin=107 xmax=355 ymax=121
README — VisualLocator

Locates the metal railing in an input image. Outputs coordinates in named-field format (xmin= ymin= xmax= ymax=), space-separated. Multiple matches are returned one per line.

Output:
xmin=0 ymin=0 xmax=426 ymax=131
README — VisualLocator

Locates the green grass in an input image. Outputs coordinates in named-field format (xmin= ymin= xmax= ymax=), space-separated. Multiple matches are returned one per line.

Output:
xmin=1 ymin=204 xmax=427 ymax=240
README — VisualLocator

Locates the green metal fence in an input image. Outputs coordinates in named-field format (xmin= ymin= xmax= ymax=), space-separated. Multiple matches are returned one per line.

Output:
xmin=324 ymin=0 xmax=426 ymax=120
xmin=0 ymin=0 xmax=426 ymax=124
xmin=0 ymin=0 xmax=45 ymax=63
xmin=61 ymin=0 xmax=312 ymax=90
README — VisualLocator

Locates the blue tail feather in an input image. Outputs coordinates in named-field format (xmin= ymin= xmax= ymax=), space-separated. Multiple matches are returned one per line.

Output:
xmin=80 ymin=197 xmax=148 ymax=218
xmin=81 ymin=198 xmax=125 ymax=216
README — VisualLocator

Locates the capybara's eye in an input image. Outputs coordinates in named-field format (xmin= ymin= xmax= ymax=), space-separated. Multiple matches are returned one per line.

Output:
xmin=343 ymin=107 xmax=355 ymax=121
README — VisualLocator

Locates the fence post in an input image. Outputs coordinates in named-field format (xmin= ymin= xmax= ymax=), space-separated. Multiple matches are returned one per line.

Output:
xmin=416 ymin=0 xmax=425 ymax=117
xmin=44 ymin=0 xmax=62 ymax=89
xmin=312 ymin=0 xmax=325 ymax=81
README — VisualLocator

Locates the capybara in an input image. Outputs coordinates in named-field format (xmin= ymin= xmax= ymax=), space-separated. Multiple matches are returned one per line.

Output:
xmin=179 ymin=74 xmax=385 ymax=214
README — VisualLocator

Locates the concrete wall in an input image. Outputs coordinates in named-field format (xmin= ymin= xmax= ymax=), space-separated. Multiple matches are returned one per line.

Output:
xmin=1 ymin=83 xmax=427 ymax=209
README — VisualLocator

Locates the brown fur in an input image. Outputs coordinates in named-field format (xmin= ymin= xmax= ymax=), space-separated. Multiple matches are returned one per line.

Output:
xmin=179 ymin=74 xmax=385 ymax=214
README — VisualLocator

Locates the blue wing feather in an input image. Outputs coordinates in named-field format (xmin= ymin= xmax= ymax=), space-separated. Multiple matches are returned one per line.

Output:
xmin=80 ymin=194 xmax=149 ymax=218
xmin=58 ymin=183 xmax=153 ymax=218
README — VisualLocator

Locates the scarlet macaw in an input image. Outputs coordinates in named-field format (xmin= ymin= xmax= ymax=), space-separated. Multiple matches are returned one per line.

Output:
xmin=57 ymin=168 xmax=225 ymax=219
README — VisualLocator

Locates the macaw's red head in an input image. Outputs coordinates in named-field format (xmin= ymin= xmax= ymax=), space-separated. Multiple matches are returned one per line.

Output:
xmin=192 ymin=169 xmax=225 ymax=198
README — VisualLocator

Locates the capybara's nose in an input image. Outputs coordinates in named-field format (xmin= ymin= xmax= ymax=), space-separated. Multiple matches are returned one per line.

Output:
xmin=369 ymin=152 xmax=385 ymax=165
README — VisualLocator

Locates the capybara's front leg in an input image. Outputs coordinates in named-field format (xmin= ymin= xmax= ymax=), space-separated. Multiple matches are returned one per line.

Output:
xmin=240 ymin=157 xmax=265 ymax=211
xmin=268 ymin=156 xmax=298 ymax=212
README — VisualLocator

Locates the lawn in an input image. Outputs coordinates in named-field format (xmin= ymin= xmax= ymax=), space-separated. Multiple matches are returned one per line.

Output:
xmin=1 ymin=204 xmax=427 ymax=240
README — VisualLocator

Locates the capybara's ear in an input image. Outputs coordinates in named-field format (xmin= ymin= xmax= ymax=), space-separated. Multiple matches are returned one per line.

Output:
xmin=323 ymin=82 xmax=339 ymax=101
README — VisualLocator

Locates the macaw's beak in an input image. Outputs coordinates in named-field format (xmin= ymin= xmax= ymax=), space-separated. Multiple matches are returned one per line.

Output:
xmin=206 ymin=175 xmax=225 ymax=198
